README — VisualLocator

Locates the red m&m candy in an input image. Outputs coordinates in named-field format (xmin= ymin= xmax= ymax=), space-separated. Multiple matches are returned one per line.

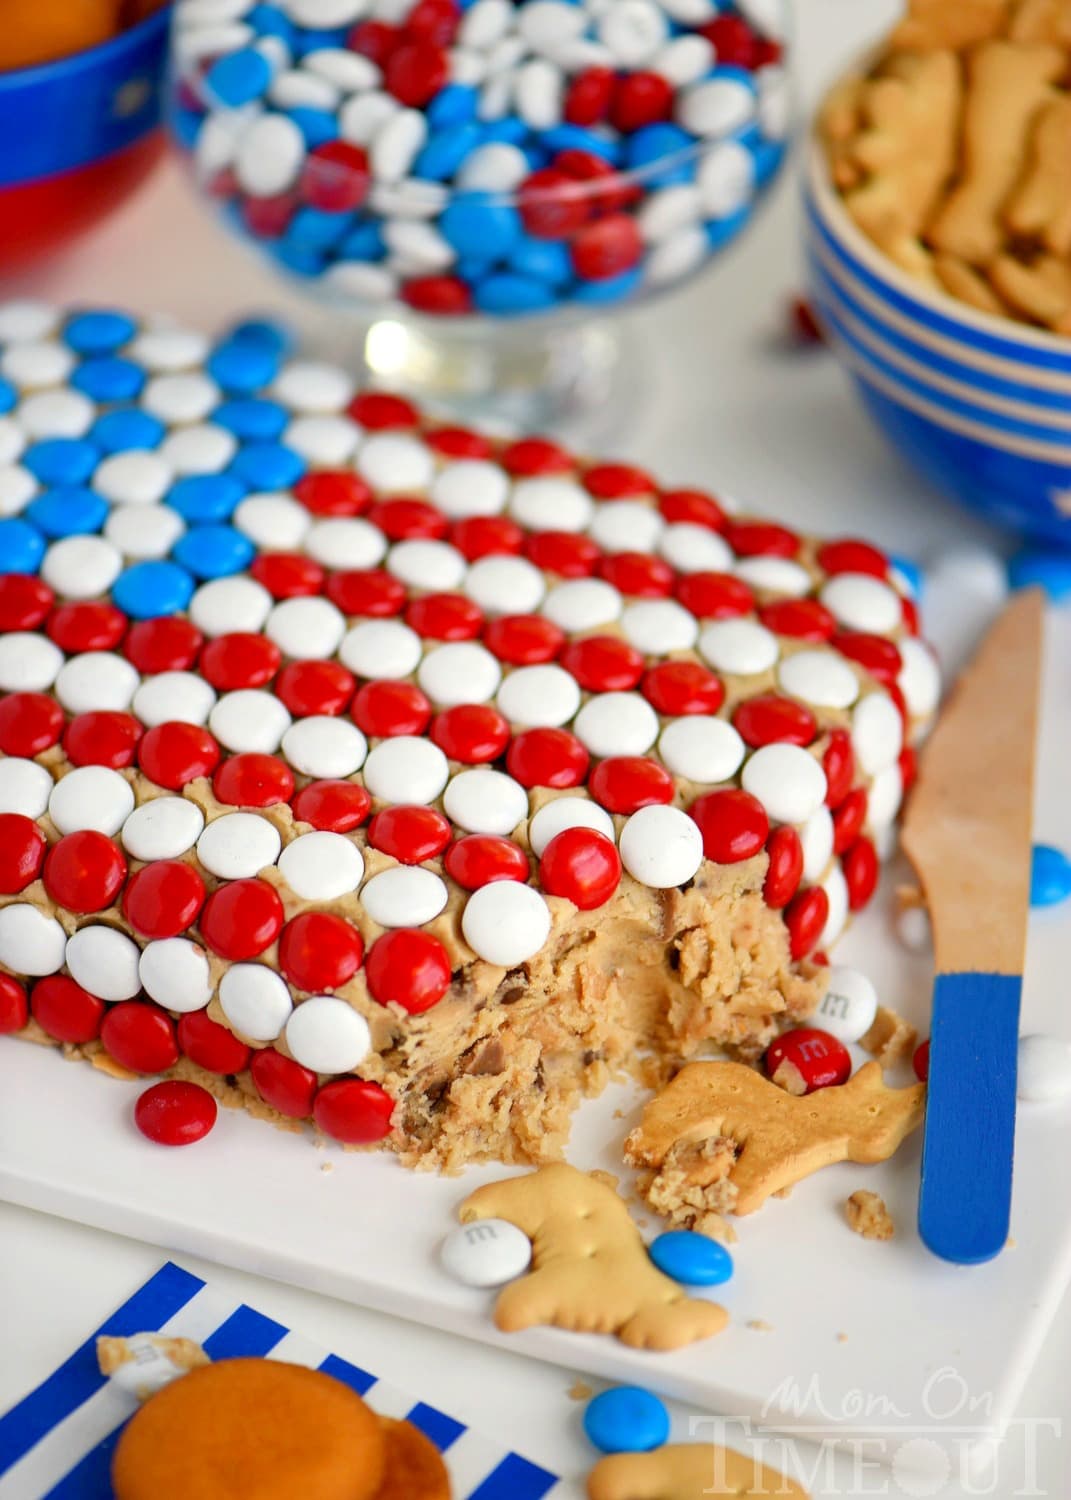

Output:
xmin=641 ymin=661 xmax=724 ymax=717
xmin=430 ymin=703 xmax=510 ymax=763
xmin=763 ymin=826 xmax=803 ymax=909
xmin=483 ymin=614 xmax=565 ymax=665
xmin=843 ymin=837 xmax=880 ymax=911
xmin=31 ymin=976 xmax=105 ymax=1044
xmin=368 ymin=805 xmax=451 ymax=864
xmin=101 ymin=1001 xmax=179 ymax=1074
xmin=365 ymin=929 xmax=451 ymax=1014
xmin=200 ymin=878 xmax=284 ymax=961
xmin=123 ymin=860 xmax=206 ymax=939
xmin=0 ymin=814 xmax=47 ymax=894
xmin=275 ymin=659 xmax=355 ymax=718
xmin=0 ymin=974 xmax=29 ymax=1034
xmin=690 ymin=788 xmax=769 ymax=864
xmin=314 ymin=1078 xmax=394 ymax=1144
xmin=733 ymin=694 xmax=817 ymax=749
xmin=135 ymin=1080 xmax=217 ymax=1146
xmin=589 ymin=756 xmax=674 ymax=815
xmin=199 ymin=632 xmax=280 ymax=691
xmin=784 ymin=885 xmax=829 ymax=960
xmin=177 ymin=1010 xmax=252 ymax=1076
xmin=0 ymin=574 xmax=52 ymax=630
xmin=506 ymin=727 xmax=588 ymax=789
xmin=0 ymin=692 xmax=63 ymax=756
xmin=278 ymin=911 xmax=363 ymax=992
xmin=213 ymin=752 xmax=295 ymax=808
xmin=352 ymin=680 xmax=431 ymax=738
xmin=822 ymin=729 xmax=855 ymax=809
xmin=444 ymin=835 xmax=529 ymax=890
xmin=560 ymin=636 xmax=644 ymax=693
xmin=47 ymin=601 xmax=126 ymax=653
xmin=765 ymin=1027 xmax=851 ymax=1093
xmin=43 ymin=830 xmax=126 ymax=912
xmin=63 ymin=711 xmax=142 ymax=769
xmin=124 ymin=617 xmax=202 ymax=674
xmin=138 ymin=722 xmax=220 ymax=790
xmin=539 ymin=827 xmax=621 ymax=910
xmin=290 ymin=779 xmax=371 ymax=832
xmin=913 ymin=1039 xmax=930 ymax=1082
xmin=250 ymin=1047 xmax=317 ymax=1118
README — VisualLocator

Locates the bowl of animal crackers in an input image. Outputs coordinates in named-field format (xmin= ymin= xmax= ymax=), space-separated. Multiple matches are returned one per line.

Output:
xmin=804 ymin=0 xmax=1071 ymax=544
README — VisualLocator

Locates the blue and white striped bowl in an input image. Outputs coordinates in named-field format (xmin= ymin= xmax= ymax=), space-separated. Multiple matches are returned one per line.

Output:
xmin=803 ymin=135 xmax=1071 ymax=544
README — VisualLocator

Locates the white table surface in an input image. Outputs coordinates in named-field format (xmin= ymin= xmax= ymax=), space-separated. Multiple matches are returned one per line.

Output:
xmin=2 ymin=3 xmax=1068 ymax=1495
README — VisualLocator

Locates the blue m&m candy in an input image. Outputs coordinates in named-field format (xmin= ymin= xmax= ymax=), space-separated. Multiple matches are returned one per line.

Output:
xmin=0 ymin=518 xmax=46 ymax=574
xmin=1031 ymin=845 xmax=1071 ymax=908
xmin=1009 ymin=549 xmax=1071 ymax=604
xmin=112 ymin=561 xmax=195 ymax=621
xmin=648 ymin=1231 xmax=734 ymax=1286
xmin=173 ymin=525 xmax=256 ymax=580
xmin=583 ymin=1388 xmax=671 ymax=1455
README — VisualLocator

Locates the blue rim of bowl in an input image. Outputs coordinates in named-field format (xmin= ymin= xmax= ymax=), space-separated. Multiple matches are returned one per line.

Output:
xmin=0 ymin=9 xmax=170 ymax=189
xmin=0 ymin=8 xmax=169 ymax=93
xmin=803 ymin=132 xmax=1071 ymax=376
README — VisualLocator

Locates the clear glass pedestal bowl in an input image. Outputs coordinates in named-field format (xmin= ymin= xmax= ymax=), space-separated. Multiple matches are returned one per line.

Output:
xmin=171 ymin=0 xmax=792 ymax=432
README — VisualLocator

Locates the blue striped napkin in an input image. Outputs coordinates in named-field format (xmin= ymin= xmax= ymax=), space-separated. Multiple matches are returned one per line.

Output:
xmin=0 ymin=1262 xmax=562 ymax=1500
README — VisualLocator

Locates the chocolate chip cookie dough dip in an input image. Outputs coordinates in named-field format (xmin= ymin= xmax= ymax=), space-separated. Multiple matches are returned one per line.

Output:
xmin=0 ymin=303 xmax=939 ymax=1169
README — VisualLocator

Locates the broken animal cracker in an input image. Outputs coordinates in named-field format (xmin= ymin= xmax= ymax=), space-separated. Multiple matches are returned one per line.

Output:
xmin=1009 ymin=0 xmax=1071 ymax=44
xmin=935 ymin=253 xmax=1016 ymax=316
xmin=990 ymin=250 xmax=1071 ymax=329
xmin=889 ymin=0 xmax=1013 ymax=50
xmin=96 ymin=1335 xmax=209 ymax=1399
xmin=626 ymin=1061 xmax=925 ymax=1216
xmin=846 ymin=1189 xmax=895 ymax=1240
xmin=457 ymin=1163 xmax=728 ymax=1351
xmin=1004 ymin=96 xmax=1071 ymax=255
xmin=587 ymin=1444 xmax=810 ymax=1500
xmin=928 ymin=40 xmax=1065 ymax=265
xmin=860 ymin=1006 xmax=918 ymax=1068
xmin=842 ymin=50 xmax=962 ymax=278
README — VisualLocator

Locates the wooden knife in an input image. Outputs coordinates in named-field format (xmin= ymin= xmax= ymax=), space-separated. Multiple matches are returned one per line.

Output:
xmin=901 ymin=588 xmax=1044 ymax=1265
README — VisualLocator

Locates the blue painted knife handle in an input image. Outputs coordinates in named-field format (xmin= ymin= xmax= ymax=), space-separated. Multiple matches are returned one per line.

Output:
xmin=918 ymin=972 xmax=1021 ymax=1265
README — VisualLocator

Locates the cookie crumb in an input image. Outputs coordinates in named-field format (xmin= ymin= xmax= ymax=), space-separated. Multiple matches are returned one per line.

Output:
xmin=91 ymin=1052 xmax=137 ymax=1082
xmin=1006 ymin=1234 xmax=1017 ymax=1249
xmin=589 ymin=1169 xmax=619 ymax=1191
xmin=836 ymin=1332 xmax=849 ymax=1343
xmin=860 ymin=1006 xmax=918 ymax=1068
xmin=746 ymin=1319 xmax=774 ymax=1333
xmin=320 ymin=1161 xmax=334 ymax=1174
xmin=568 ymin=1380 xmax=594 ymax=1402
xmin=771 ymin=1058 xmax=807 ymax=1096
xmin=845 ymin=1189 xmax=895 ymax=1240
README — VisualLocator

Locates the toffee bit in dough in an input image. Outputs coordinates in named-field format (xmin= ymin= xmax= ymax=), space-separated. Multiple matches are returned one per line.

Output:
xmin=845 ymin=1189 xmax=895 ymax=1240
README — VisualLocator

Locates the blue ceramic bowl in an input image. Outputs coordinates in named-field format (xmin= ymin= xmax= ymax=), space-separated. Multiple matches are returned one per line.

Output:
xmin=0 ymin=10 xmax=171 ymax=272
xmin=803 ymin=135 xmax=1071 ymax=545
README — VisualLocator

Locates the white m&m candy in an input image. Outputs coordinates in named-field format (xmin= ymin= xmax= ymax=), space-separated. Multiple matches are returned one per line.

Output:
xmin=418 ymin=642 xmax=501 ymax=708
xmin=444 ymin=768 xmax=527 ymax=836
xmin=278 ymin=831 xmax=364 ymax=901
xmin=821 ymin=573 xmax=902 ymax=634
xmin=361 ymin=866 xmax=448 ymax=928
xmin=777 ymin=650 xmax=859 ymax=709
xmin=658 ymin=717 xmax=745 ymax=784
xmin=619 ymin=804 xmax=703 ymax=888
xmin=439 ymin=1219 xmax=533 ymax=1288
xmin=496 ymin=665 xmax=580 ymax=729
xmin=742 ymin=744 xmax=827 ymax=826
xmin=1017 ymin=1035 xmax=1071 ymax=1103
xmin=121 ymin=798 xmax=204 ymax=861
xmin=219 ymin=963 xmax=292 ymax=1041
xmin=814 ymin=967 xmax=878 ymax=1044
xmin=462 ymin=881 xmax=551 ymax=967
xmin=528 ymin=796 xmax=615 ymax=858
xmin=196 ymin=812 xmax=282 ymax=880
xmin=138 ymin=939 xmax=213 ymax=1014
xmin=0 ymin=905 xmax=67 ymax=976
xmin=133 ymin=671 xmax=217 ymax=728
xmin=281 ymin=717 xmax=367 ymax=778
xmin=66 ymin=926 xmax=142 ymax=1002
xmin=699 ymin=619 xmax=779 ymax=676
xmin=285 ymin=995 xmax=371 ymax=1073
xmin=0 ymin=758 xmax=53 ymax=818
xmin=210 ymin=690 xmax=292 ymax=754
xmin=574 ymin=692 xmax=659 ymax=758
xmin=49 ymin=766 xmax=135 ymax=836
xmin=363 ymin=736 xmax=449 ymax=805
xmin=0 ymin=632 xmax=63 ymax=692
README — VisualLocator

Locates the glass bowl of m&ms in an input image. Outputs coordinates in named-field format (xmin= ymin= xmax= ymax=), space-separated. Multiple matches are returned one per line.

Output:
xmin=171 ymin=0 xmax=791 ymax=429
xmin=0 ymin=2 xmax=171 ymax=273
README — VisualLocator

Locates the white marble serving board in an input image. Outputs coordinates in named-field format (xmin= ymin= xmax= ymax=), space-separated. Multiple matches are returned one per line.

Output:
xmin=2 ymin=613 xmax=1070 ymax=1478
